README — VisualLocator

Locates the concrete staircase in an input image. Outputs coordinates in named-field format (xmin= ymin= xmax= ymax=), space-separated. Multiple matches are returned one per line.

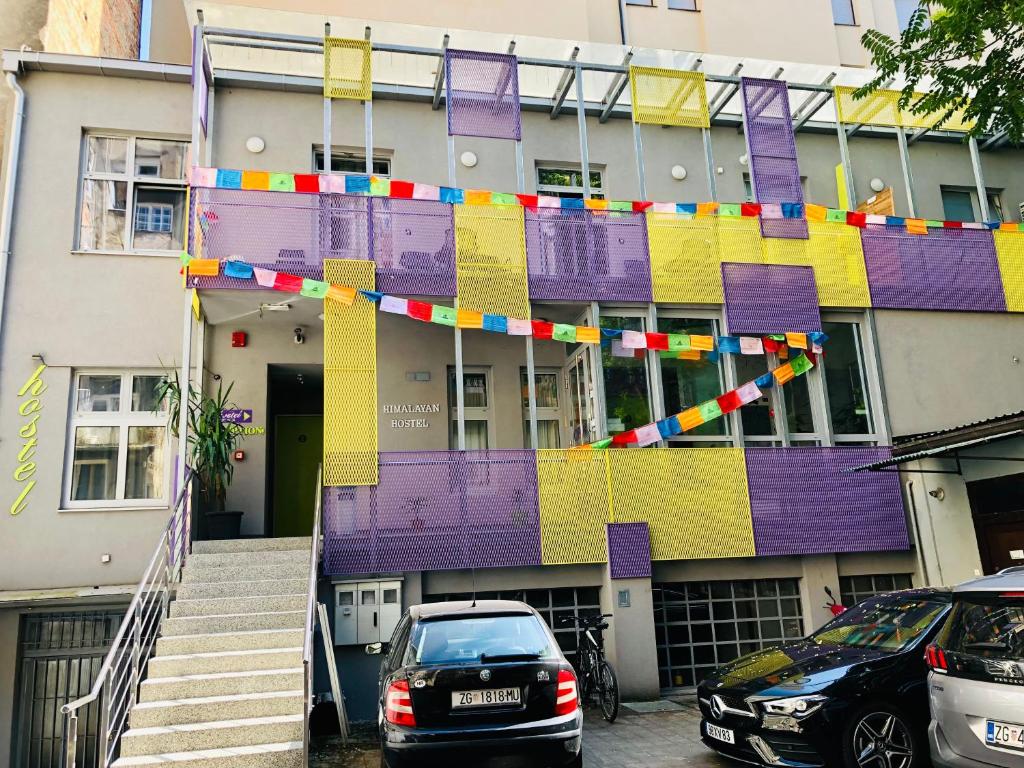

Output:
xmin=114 ymin=537 xmax=311 ymax=768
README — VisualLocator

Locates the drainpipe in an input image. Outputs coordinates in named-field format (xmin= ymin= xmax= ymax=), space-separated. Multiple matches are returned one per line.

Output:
xmin=0 ymin=69 xmax=25 ymax=365
xmin=617 ymin=0 xmax=630 ymax=45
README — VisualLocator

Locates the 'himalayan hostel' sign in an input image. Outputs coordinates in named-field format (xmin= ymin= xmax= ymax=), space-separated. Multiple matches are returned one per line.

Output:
xmin=383 ymin=402 xmax=440 ymax=429
xmin=11 ymin=364 xmax=45 ymax=516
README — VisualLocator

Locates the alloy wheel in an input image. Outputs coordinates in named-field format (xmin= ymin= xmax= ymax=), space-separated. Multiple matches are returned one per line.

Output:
xmin=852 ymin=711 xmax=914 ymax=768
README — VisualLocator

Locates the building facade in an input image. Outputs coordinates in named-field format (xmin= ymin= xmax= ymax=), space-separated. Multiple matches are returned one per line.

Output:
xmin=2 ymin=1 xmax=1024 ymax=762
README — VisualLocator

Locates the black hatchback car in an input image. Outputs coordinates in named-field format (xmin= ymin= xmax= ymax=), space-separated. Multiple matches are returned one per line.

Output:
xmin=697 ymin=588 xmax=952 ymax=768
xmin=369 ymin=599 xmax=583 ymax=768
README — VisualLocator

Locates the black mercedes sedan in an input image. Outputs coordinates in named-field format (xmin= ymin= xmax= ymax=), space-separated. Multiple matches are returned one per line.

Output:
xmin=369 ymin=599 xmax=583 ymax=768
xmin=697 ymin=588 xmax=953 ymax=768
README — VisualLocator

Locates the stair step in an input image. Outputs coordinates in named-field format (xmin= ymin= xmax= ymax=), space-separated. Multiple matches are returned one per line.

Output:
xmin=112 ymin=740 xmax=303 ymax=768
xmin=131 ymin=690 xmax=303 ymax=728
xmin=188 ymin=550 xmax=310 ymax=569
xmin=161 ymin=611 xmax=305 ymax=636
xmin=171 ymin=594 xmax=306 ymax=618
xmin=156 ymin=629 xmax=304 ymax=656
xmin=176 ymin=579 xmax=308 ymax=600
xmin=192 ymin=538 xmax=310 ymax=555
xmin=139 ymin=668 xmax=303 ymax=702
xmin=180 ymin=562 xmax=308 ymax=584
xmin=147 ymin=648 xmax=303 ymax=677
xmin=120 ymin=714 xmax=303 ymax=757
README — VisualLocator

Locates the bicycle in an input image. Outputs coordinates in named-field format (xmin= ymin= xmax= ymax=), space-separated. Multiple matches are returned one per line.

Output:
xmin=561 ymin=613 xmax=620 ymax=723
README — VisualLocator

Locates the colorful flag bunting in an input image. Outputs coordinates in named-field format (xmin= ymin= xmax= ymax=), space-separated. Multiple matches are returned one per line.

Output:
xmin=773 ymin=362 xmax=795 ymax=384
xmin=790 ymin=353 xmax=814 ymax=376
xmin=698 ymin=400 xmax=723 ymax=422
xmin=646 ymin=332 xmax=669 ymax=351
xmin=300 ymin=279 xmax=329 ymax=298
xmin=717 ymin=336 xmax=741 ymax=354
xmin=622 ymin=330 xmax=647 ymax=349
xmin=380 ymin=295 xmax=409 ymax=314
xmin=456 ymin=309 xmax=484 ymax=329
xmin=326 ymin=284 xmax=356 ymax=305
xmin=716 ymin=390 xmax=742 ymax=414
xmin=678 ymin=407 xmax=704 ymax=431
xmin=407 ymin=300 xmax=433 ymax=322
xmin=223 ymin=260 xmax=254 ymax=279
xmin=736 ymin=381 xmax=762 ymax=404
xmin=482 ymin=314 xmax=508 ymax=333
xmin=690 ymin=335 xmax=714 ymax=352
xmin=253 ymin=267 xmax=277 ymax=288
xmin=187 ymin=258 xmax=220 ymax=276
xmin=739 ymin=336 xmax=764 ymax=355
xmin=785 ymin=332 xmax=808 ymax=349
xmin=431 ymin=305 xmax=457 ymax=326
xmin=576 ymin=326 xmax=601 ymax=344
xmin=668 ymin=333 xmax=691 ymax=352
xmin=273 ymin=273 xmax=303 ymax=293
xmin=634 ymin=423 xmax=662 ymax=447
xmin=506 ymin=318 xmax=532 ymax=336
xmin=531 ymin=320 xmax=555 ymax=340
xmin=552 ymin=324 xmax=577 ymax=343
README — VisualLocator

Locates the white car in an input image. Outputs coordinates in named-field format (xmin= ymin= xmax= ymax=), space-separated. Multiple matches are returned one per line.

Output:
xmin=926 ymin=566 xmax=1024 ymax=767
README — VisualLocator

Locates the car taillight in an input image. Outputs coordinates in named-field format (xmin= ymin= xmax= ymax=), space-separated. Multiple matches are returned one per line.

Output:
xmin=385 ymin=680 xmax=416 ymax=727
xmin=554 ymin=668 xmax=579 ymax=716
xmin=925 ymin=643 xmax=948 ymax=673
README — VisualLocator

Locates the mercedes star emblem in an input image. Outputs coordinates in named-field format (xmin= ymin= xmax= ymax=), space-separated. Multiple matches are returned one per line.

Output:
xmin=710 ymin=694 xmax=726 ymax=720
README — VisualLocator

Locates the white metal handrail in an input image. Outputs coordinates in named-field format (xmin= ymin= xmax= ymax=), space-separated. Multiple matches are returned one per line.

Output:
xmin=61 ymin=471 xmax=193 ymax=768
xmin=302 ymin=464 xmax=324 ymax=764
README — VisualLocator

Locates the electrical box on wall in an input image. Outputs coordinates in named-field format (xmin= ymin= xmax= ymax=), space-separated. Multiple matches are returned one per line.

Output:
xmin=333 ymin=579 xmax=402 ymax=646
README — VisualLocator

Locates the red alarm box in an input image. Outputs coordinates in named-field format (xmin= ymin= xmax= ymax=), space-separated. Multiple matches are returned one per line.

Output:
xmin=233 ymin=450 xmax=245 ymax=461
xmin=231 ymin=331 xmax=247 ymax=348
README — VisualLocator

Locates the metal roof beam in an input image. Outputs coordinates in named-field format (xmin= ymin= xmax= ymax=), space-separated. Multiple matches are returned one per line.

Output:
xmin=983 ymin=129 xmax=1009 ymax=150
xmin=792 ymin=73 xmax=836 ymax=131
xmin=598 ymin=50 xmax=633 ymax=124
xmin=707 ymin=63 xmax=742 ymax=119
xmin=431 ymin=34 xmax=449 ymax=110
xmin=550 ymin=46 xmax=580 ymax=119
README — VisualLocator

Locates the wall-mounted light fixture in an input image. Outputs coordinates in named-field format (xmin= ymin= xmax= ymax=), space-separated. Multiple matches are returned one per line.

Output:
xmin=246 ymin=136 xmax=265 ymax=154
xmin=671 ymin=165 xmax=687 ymax=181
xmin=869 ymin=177 xmax=885 ymax=193
xmin=460 ymin=151 xmax=478 ymax=168
xmin=739 ymin=154 xmax=748 ymax=166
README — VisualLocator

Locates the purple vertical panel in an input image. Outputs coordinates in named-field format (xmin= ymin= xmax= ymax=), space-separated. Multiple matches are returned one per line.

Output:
xmin=722 ymin=263 xmax=822 ymax=334
xmin=860 ymin=225 xmax=1006 ymax=311
xmin=187 ymin=190 xmax=371 ymax=288
xmin=607 ymin=523 xmax=652 ymax=580
xmin=525 ymin=209 xmax=652 ymax=302
xmin=371 ymin=198 xmax=456 ymax=296
xmin=745 ymin=447 xmax=910 ymax=556
xmin=445 ymin=49 xmax=522 ymax=140
xmin=741 ymin=77 xmax=807 ymax=239
xmin=321 ymin=451 xmax=542 ymax=576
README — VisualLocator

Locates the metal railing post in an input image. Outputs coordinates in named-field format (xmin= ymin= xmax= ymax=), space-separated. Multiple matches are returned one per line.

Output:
xmin=64 ymin=713 xmax=78 ymax=768
xmin=98 ymin=677 xmax=111 ymax=768
xmin=131 ymin=600 xmax=142 ymax=710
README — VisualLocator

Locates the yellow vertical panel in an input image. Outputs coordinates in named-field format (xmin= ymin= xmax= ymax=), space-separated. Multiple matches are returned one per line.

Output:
xmin=324 ymin=259 xmax=378 ymax=486
xmin=324 ymin=37 xmax=372 ymax=101
xmin=994 ymin=231 xmax=1024 ymax=313
xmin=629 ymin=67 xmax=710 ymax=128
xmin=454 ymin=204 xmax=531 ymax=319
xmin=760 ymin=222 xmax=870 ymax=308
xmin=717 ymin=217 xmax=763 ymax=265
xmin=607 ymin=448 xmax=755 ymax=560
xmin=536 ymin=450 xmax=610 ymax=565
xmin=834 ymin=86 xmax=903 ymax=127
xmin=647 ymin=214 xmax=720 ymax=303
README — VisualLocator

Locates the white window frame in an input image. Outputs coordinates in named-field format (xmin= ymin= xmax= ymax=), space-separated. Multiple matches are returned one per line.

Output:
xmin=536 ymin=165 xmax=605 ymax=199
xmin=519 ymin=366 xmax=563 ymax=449
xmin=313 ymin=148 xmax=392 ymax=177
xmin=598 ymin=306 xmax=653 ymax=436
xmin=63 ymin=370 xmax=171 ymax=510
xmin=447 ymin=366 xmax=497 ymax=450
xmin=940 ymin=185 xmax=1004 ymax=223
xmin=819 ymin=312 xmax=886 ymax=445
xmin=75 ymin=133 xmax=189 ymax=256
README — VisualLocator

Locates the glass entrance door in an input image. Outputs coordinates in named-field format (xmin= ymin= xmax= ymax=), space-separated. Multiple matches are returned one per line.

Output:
xmin=565 ymin=348 xmax=596 ymax=446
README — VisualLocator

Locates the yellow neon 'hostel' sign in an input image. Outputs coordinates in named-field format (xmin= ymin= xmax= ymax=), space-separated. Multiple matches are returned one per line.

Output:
xmin=11 ymin=364 xmax=45 ymax=516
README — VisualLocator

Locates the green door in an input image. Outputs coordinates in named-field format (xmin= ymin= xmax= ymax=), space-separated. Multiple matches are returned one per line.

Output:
xmin=273 ymin=415 xmax=324 ymax=537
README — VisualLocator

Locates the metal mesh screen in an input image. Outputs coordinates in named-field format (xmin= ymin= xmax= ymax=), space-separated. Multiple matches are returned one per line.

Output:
xmin=860 ymin=225 xmax=1006 ymax=311
xmin=445 ymin=49 xmax=521 ymax=140
xmin=324 ymin=259 xmax=378 ymax=486
xmin=321 ymin=451 xmax=542 ymax=575
xmin=324 ymin=37 xmax=372 ymax=101
xmin=722 ymin=263 xmax=822 ymax=334
xmin=536 ymin=449 xmax=610 ymax=566
xmin=608 ymin=449 xmax=755 ymax=561
xmin=525 ymin=209 xmax=652 ymax=302
xmin=994 ymin=231 xmax=1024 ymax=313
xmin=187 ymin=188 xmax=371 ymax=288
xmin=834 ymin=86 xmax=971 ymax=131
xmin=454 ymin=203 xmax=531 ymax=318
xmin=607 ymin=522 xmax=652 ymax=579
xmin=372 ymin=198 xmax=456 ymax=296
xmin=629 ymin=67 xmax=710 ymax=128
xmin=745 ymin=447 xmax=909 ymax=556
xmin=741 ymin=77 xmax=807 ymax=239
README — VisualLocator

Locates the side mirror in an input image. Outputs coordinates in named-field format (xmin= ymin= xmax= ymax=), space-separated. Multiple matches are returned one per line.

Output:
xmin=365 ymin=642 xmax=384 ymax=655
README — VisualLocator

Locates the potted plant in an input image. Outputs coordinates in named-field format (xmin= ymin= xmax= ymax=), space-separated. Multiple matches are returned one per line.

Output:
xmin=159 ymin=375 xmax=246 ymax=539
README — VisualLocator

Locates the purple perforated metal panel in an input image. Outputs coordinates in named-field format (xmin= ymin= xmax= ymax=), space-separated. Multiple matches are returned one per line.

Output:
xmin=321 ymin=451 xmax=542 ymax=575
xmin=445 ymin=49 xmax=522 ymax=141
xmin=607 ymin=522 xmax=652 ymax=580
xmin=860 ymin=225 xmax=1006 ymax=311
xmin=187 ymin=188 xmax=371 ymax=288
xmin=745 ymin=447 xmax=909 ymax=556
xmin=722 ymin=262 xmax=822 ymax=334
xmin=525 ymin=209 xmax=652 ymax=302
xmin=372 ymin=198 xmax=456 ymax=296
xmin=741 ymin=77 xmax=807 ymax=239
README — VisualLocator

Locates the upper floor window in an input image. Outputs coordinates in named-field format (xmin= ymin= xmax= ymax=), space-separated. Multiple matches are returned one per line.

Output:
xmin=895 ymin=0 xmax=929 ymax=32
xmin=78 ymin=135 xmax=188 ymax=253
xmin=668 ymin=0 xmax=698 ymax=10
xmin=831 ymin=0 xmax=856 ymax=25
xmin=537 ymin=167 xmax=605 ymax=200
xmin=659 ymin=315 xmax=731 ymax=446
xmin=314 ymin=149 xmax=391 ymax=176
xmin=625 ymin=0 xmax=654 ymax=6
xmin=941 ymin=186 xmax=1004 ymax=222
xmin=65 ymin=371 xmax=169 ymax=508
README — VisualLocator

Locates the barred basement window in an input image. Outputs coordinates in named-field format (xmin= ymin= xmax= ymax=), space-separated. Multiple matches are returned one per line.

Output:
xmin=839 ymin=574 xmax=913 ymax=608
xmin=654 ymin=579 xmax=804 ymax=689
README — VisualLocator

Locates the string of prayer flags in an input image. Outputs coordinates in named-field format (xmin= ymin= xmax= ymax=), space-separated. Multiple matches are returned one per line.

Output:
xmin=186 ymin=258 xmax=219 ymax=276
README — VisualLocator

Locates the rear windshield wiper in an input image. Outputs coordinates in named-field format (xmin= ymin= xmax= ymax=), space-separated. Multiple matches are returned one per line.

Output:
xmin=479 ymin=652 xmax=543 ymax=663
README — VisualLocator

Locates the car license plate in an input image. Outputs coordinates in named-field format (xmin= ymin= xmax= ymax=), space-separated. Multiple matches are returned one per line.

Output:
xmin=706 ymin=723 xmax=735 ymax=745
xmin=987 ymin=720 xmax=1024 ymax=751
xmin=451 ymin=687 xmax=521 ymax=708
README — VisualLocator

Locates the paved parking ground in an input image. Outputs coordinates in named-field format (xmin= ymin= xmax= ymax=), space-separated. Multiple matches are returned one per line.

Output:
xmin=313 ymin=699 xmax=733 ymax=768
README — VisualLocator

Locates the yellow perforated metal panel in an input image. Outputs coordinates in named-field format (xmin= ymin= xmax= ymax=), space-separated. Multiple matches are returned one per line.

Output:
xmin=834 ymin=86 xmax=903 ymax=127
xmin=607 ymin=449 xmax=755 ymax=560
xmin=324 ymin=259 xmax=378 ymax=486
xmin=760 ymin=221 xmax=871 ymax=308
xmin=629 ymin=67 xmax=710 ymax=128
xmin=454 ymin=204 xmax=531 ymax=319
xmin=647 ymin=214 xmax=720 ymax=303
xmin=324 ymin=37 xmax=372 ymax=101
xmin=994 ymin=231 xmax=1024 ymax=313
xmin=536 ymin=450 xmax=610 ymax=565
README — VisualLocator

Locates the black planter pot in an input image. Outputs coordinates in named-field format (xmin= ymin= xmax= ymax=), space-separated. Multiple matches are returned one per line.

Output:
xmin=203 ymin=510 xmax=243 ymax=540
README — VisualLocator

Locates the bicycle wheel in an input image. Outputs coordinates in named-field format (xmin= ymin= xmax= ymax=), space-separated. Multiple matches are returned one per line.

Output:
xmin=577 ymin=651 xmax=594 ymax=704
xmin=597 ymin=660 xmax=619 ymax=723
